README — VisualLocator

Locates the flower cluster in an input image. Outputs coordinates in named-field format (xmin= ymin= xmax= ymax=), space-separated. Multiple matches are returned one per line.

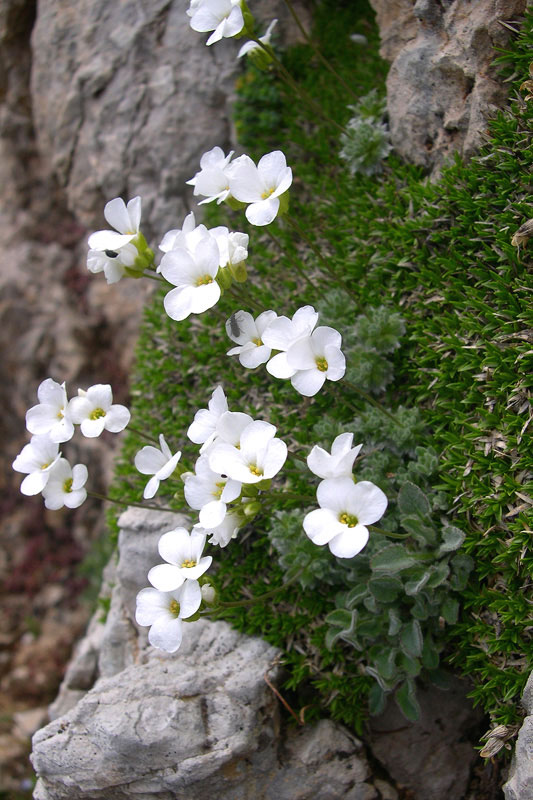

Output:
xmin=225 ymin=306 xmax=346 ymax=396
xmin=87 ymin=197 xmax=154 ymax=284
xmin=158 ymin=210 xmax=249 ymax=321
xmin=13 ymin=378 xmax=130 ymax=509
xmin=136 ymin=527 xmax=216 ymax=652
xmin=303 ymin=433 xmax=388 ymax=558
xmin=188 ymin=147 xmax=292 ymax=226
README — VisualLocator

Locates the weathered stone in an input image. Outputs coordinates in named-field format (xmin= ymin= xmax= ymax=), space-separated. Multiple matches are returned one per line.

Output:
xmin=369 ymin=0 xmax=528 ymax=172
xmin=503 ymin=671 xmax=533 ymax=800
xmin=369 ymin=677 xmax=484 ymax=800
xmin=31 ymin=507 xmax=385 ymax=800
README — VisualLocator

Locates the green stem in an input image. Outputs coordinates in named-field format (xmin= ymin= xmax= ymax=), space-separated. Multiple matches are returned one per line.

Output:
xmin=250 ymin=37 xmax=348 ymax=136
xmin=143 ymin=269 xmax=167 ymax=283
xmin=286 ymin=216 xmax=357 ymax=300
xmin=264 ymin=227 xmax=320 ymax=293
xmin=200 ymin=561 xmax=310 ymax=614
xmin=127 ymin=425 xmax=160 ymax=445
xmin=282 ymin=0 xmax=360 ymax=101
xmin=228 ymin=284 xmax=263 ymax=314
xmin=87 ymin=491 xmax=177 ymax=514
xmin=369 ymin=525 xmax=411 ymax=539
xmin=340 ymin=380 xmax=400 ymax=424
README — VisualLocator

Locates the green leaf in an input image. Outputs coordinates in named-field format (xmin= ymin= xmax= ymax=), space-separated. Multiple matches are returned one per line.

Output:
xmin=369 ymin=576 xmax=403 ymax=603
xmin=400 ymin=514 xmax=437 ymax=545
xmin=398 ymin=652 xmax=421 ymax=677
xmin=364 ymin=594 xmax=379 ymax=613
xmin=395 ymin=679 xmax=421 ymax=722
xmin=388 ymin=608 xmax=402 ymax=636
xmin=345 ymin=584 xmax=368 ymax=608
xmin=398 ymin=481 xmax=431 ymax=517
xmin=410 ymin=594 xmax=429 ymax=620
xmin=365 ymin=665 xmax=396 ymax=692
xmin=421 ymin=635 xmax=440 ymax=670
xmin=437 ymin=525 xmax=466 ymax=556
xmin=368 ymin=682 xmax=387 ymax=716
xmin=427 ymin=668 xmax=453 ymax=690
xmin=425 ymin=562 xmax=450 ymax=588
xmin=325 ymin=609 xmax=355 ymax=630
xmin=370 ymin=544 xmax=417 ymax=574
xmin=404 ymin=568 xmax=431 ymax=596
xmin=449 ymin=553 xmax=474 ymax=591
xmin=400 ymin=619 xmax=423 ymax=657
xmin=441 ymin=597 xmax=459 ymax=624
xmin=373 ymin=648 xmax=399 ymax=681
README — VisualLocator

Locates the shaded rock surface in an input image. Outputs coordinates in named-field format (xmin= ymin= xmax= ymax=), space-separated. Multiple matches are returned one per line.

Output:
xmin=31 ymin=508 xmax=381 ymax=800
xmin=369 ymin=677 xmax=485 ymax=800
xmin=369 ymin=0 xmax=528 ymax=172
xmin=503 ymin=671 xmax=533 ymax=800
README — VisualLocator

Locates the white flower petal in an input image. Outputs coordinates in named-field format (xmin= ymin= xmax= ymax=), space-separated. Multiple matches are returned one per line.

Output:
xmin=328 ymin=525 xmax=369 ymax=558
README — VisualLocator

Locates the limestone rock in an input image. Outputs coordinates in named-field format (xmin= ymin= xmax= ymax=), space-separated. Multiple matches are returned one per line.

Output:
xmin=369 ymin=677 xmax=484 ymax=800
xmin=503 ymin=671 xmax=533 ymax=800
xmin=369 ymin=0 xmax=528 ymax=172
xmin=31 ymin=507 xmax=380 ymax=800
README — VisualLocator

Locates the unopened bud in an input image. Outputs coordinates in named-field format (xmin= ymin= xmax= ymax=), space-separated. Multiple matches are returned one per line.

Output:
xmin=243 ymin=501 xmax=261 ymax=517
xmin=216 ymin=266 xmax=233 ymax=290
xmin=229 ymin=260 xmax=247 ymax=283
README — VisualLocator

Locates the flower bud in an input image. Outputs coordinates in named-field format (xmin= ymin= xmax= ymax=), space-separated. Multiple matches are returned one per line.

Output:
xmin=228 ymin=260 xmax=247 ymax=283
xmin=216 ymin=266 xmax=233 ymax=290
xmin=243 ymin=500 xmax=261 ymax=517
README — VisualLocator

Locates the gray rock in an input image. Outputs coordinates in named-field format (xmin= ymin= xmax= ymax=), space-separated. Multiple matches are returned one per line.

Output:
xmin=369 ymin=0 xmax=528 ymax=172
xmin=369 ymin=677 xmax=484 ymax=800
xmin=32 ymin=507 xmax=383 ymax=800
xmin=30 ymin=0 xmax=308 ymax=239
xmin=503 ymin=671 xmax=533 ymax=800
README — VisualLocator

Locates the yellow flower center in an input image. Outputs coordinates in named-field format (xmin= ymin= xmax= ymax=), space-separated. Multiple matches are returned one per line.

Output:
xmin=41 ymin=461 xmax=51 ymax=470
xmin=169 ymin=599 xmax=181 ymax=618
xmin=252 ymin=337 xmax=263 ymax=346
xmin=213 ymin=480 xmax=226 ymax=499
xmin=89 ymin=407 xmax=106 ymax=420
xmin=339 ymin=512 xmax=358 ymax=528
xmin=196 ymin=275 xmax=213 ymax=286
xmin=63 ymin=478 xmax=73 ymax=494
xmin=57 ymin=409 xmax=64 ymax=420
xmin=261 ymin=187 xmax=275 ymax=199
xmin=316 ymin=357 xmax=328 ymax=373
xmin=249 ymin=464 xmax=263 ymax=477
xmin=181 ymin=559 xmax=197 ymax=569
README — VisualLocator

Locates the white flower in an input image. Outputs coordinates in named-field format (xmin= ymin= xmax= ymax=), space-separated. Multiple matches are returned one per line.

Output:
xmin=87 ymin=196 xmax=142 ymax=252
xmin=68 ymin=384 xmax=130 ymax=438
xmin=25 ymin=378 xmax=74 ymax=443
xmin=135 ymin=580 xmax=202 ymax=653
xmin=208 ymin=419 xmax=287 ymax=484
xmin=303 ymin=477 xmax=387 ymax=558
xmin=12 ymin=434 xmax=61 ymax=496
xmin=229 ymin=151 xmax=293 ymax=226
xmin=226 ymin=310 xmax=277 ymax=368
xmin=159 ymin=234 xmax=221 ymax=321
xmin=263 ymin=305 xmax=319 ymax=378
xmin=184 ymin=455 xmax=241 ymax=527
xmin=159 ymin=212 xmax=200 ymax=255
xmin=285 ymin=326 xmax=346 ymax=397
xmin=41 ymin=457 xmax=88 ymax=510
xmin=307 ymin=433 xmax=363 ymax=480
xmin=87 ymin=241 xmax=139 ymax=284
xmin=210 ymin=227 xmax=249 ymax=269
xmin=134 ymin=435 xmax=182 ymax=499
xmin=194 ymin=513 xmax=241 ymax=548
xmin=187 ymin=386 xmax=228 ymax=447
xmin=148 ymin=529 xmax=212 ymax=592
xmin=238 ymin=19 xmax=277 ymax=58
xmin=189 ymin=0 xmax=245 ymax=46
xmin=187 ymin=146 xmax=235 ymax=204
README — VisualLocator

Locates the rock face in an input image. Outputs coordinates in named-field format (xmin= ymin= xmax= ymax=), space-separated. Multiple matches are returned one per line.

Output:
xmin=503 ymin=671 xmax=533 ymax=800
xmin=369 ymin=0 xmax=528 ymax=172
xmin=369 ymin=677 xmax=484 ymax=800
xmin=31 ymin=508 xmax=380 ymax=800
